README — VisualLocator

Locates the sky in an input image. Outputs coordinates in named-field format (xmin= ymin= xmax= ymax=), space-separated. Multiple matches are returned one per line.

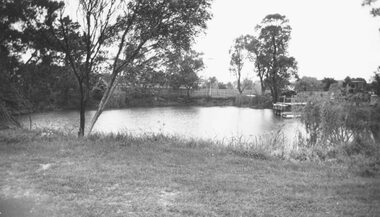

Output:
xmin=193 ymin=0 xmax=380 ymax=83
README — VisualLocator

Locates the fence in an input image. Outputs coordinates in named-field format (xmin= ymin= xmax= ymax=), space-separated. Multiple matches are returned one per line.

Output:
xmin=123 ymin=87 xmax=259 ymax=99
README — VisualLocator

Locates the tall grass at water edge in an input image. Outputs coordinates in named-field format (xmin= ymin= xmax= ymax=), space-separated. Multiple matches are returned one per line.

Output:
xmin=7 ymin=121 xmax=380 ymax=177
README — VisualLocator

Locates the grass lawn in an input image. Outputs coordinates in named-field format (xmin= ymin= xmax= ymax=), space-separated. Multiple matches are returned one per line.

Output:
xmin=0 ymin=129 xmax=379 ymax=217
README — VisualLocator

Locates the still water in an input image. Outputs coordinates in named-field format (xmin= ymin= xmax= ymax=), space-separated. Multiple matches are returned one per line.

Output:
xmin=20 ymin=106 xmax=303 ymax=142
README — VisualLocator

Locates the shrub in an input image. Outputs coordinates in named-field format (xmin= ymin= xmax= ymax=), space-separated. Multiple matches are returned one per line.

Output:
xmin=298 ymin=94 xmax=380 ymax=166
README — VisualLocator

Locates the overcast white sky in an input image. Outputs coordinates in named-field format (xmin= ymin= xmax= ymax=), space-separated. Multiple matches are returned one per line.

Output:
xmin=194 ymin=0 xmax=380 ymax=82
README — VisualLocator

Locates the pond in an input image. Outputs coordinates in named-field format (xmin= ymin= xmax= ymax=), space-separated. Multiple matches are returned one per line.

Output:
xmin=19 ymin=106 xmax=304 ymax=143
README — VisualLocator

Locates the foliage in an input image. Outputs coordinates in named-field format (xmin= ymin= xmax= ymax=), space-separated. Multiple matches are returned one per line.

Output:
xmin=363 ymin=0 xmax=380 ymax=17
xmin=85 ymin=0 xmax=212 ymax=135
xmin=321 ymin=77 xmax=337 ymax=91
xmin=254 ymin=14 xmax=298 ymax=102
xmin=295 ymin=76 xmax=322 ymax=92
xmin=300 ymin=95 xmax=380 ymax=147
xmin=217 ymin=82 xmax=227 ymax=89
xmin=370 ymin=71 xmax=380 ymax=94
xmin=229 ymin=36 xmax=247 ymax=94
xmin=167 ymin=50 xmax=204 ymax=97
xmin=0 ymin=0 xmax=65 ymax=126
xmin=243 ymin=35 xmax=267 ymax=94
xmin=242 ymin=78 xmax=254 ymax=90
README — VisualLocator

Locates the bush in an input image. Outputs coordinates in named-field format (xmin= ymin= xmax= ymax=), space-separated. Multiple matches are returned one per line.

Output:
xmin=297 ymin=94 xmax=380 ymax=167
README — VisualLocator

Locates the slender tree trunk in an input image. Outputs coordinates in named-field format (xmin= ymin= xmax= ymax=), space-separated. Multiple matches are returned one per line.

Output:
xmin=270 ymin=34 xmax=279 ymax=103
xmin=272 ymin=77 xmax=279 ymax=103
xmin=78 ymin=84 xmax=86 ymax=137
xmin=237 ymin=72 xmax=242 ymax=94
xmin=186 ymin=88 xmax=190 ymax=98
xmin=87 ymin=80 xmax=117 ymax=134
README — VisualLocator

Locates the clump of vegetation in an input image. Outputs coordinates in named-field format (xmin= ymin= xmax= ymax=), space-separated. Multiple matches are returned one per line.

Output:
xmin=295 ymin=94 xmax=380 ymax=175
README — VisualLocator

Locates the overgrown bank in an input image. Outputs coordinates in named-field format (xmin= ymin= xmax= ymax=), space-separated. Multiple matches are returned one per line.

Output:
xmin=106 ymin=94 xmax=272 ymax=109
xmin=0 ymin=129 xmax=379 ymax=217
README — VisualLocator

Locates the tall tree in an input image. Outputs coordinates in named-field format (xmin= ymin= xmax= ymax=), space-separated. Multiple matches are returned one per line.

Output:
xmin=255 ymin=14 xmax=298 ymax=102
xmin=44 ymin=0 xmax=118 ymax=136
xmin=229 ymin=36 xmax=247 ymax=94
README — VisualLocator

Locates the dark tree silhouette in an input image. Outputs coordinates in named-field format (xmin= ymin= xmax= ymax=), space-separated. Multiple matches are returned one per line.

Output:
xmin=255 ymin=14 xmax=298 ymax=102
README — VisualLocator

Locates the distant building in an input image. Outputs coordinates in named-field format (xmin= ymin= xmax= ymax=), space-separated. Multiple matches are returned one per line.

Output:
xmin=346 ymin=79 xmax=366 ymax=94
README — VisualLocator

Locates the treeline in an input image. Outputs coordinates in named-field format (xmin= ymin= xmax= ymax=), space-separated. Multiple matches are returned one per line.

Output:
xmin=294 ymin=76 xmax=380 ymax=94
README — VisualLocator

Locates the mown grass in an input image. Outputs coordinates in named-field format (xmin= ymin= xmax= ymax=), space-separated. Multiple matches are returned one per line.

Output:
xmin=0 ymin=129 xmax=379 ymax=217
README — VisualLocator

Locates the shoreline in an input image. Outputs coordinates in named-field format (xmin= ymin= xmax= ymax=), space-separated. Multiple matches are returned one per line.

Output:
xmin=15 ymin=96 xmax=272 ymax=116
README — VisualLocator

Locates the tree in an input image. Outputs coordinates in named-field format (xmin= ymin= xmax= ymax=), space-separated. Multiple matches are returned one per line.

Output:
xmin=256 ymin=14 xmax=298 ymax=102
xmin=0 ymin=0 xmax=64 ymax=127
xmin=295 ymin=76 xmax=322 ymax=92
xmin=88 ymin=0 xmax=211 ymax=135
xmin=371 ymin=70 xmax=380 ymax=94
xmin=321 ymin=77 xmax=337 ymax=91
xmin=208 ymin=76 xmax=218 ymax=88
xmin=242 ymin=78 xmax=254 ymax=90
xmin=363 ymin=0 xmax=380 ymax=18
xmin=343 ymin=76 xmax=352 ymax=88
xmin=34 ymin=0 xmax=109 ymax=136
xmin=243 ymin=35 xmax=268 ymax=95
xmin=229 ymin=36 xmax=247 ymax=94
xmin=44 ymin=0 xmax=212 ymax=136
xmin=217 ymin=82 xmax=227 ymax=89
xmin=168 ymin=50 xmax=204 ymax=97
xmin=226 ymin=82 xmax=234 ymax=89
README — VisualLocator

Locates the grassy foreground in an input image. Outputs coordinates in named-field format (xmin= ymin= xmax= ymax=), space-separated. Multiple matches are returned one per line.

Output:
xmin=0 ymin=129 xmax=379 ymax=217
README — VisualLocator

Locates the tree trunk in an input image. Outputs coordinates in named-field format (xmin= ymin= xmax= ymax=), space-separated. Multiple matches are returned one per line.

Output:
xmin=87 ymin=80 xmax=117 ymax=135
xmin=237 ymin=73 xmax=243 ymax=94
xmin=257 ymin=63 xmax=265 ymax=95
xmin=269 ymin=82 xmax=279 ymax=103
xmin=186 ymin=88 xmax=190 ymax=98
xmin=272 ymin=86 xmax=279 ymax=103
xmin=78 ymin=84 xmax=86 ymax=137
xmin=259 ymin=77 xmax=265 ymax=95
xmin=261 ymin=85 xmax=265 ymax=96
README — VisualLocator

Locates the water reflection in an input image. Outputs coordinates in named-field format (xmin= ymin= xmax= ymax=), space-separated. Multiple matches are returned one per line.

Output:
xmin=19 ymin=106 xmax=303 ymax=142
